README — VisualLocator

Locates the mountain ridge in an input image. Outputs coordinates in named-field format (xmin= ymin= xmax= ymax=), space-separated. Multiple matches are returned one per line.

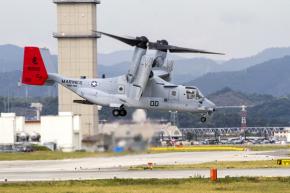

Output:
xmin=188 ymin=56 xmax=290 ymax=96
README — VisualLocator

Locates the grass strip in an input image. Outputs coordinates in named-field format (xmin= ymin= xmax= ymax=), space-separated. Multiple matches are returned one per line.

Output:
xmin=130 ymin=160 xmax=290 ymax=170
xmin=1 ymin=177 xmax=290 ymax=193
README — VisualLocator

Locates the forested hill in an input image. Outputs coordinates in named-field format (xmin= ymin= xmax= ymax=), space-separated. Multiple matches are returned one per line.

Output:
xmin=188 ymin=56 xmax=290 ymax=96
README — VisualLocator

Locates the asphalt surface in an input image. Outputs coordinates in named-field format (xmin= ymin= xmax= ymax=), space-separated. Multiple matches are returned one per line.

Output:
xmin=1 ymin=168 xmax=290 ymax=182
xmin=0 ymin=151 xmax=289 ymax=182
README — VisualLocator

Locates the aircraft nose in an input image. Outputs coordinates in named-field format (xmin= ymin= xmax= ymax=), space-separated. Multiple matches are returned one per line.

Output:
xmin=204 ymin=98 xmax=216 ymax=110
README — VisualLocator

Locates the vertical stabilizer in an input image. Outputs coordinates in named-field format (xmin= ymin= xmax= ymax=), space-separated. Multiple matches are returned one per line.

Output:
xmin=22 ymin=47 xmax=48 ymax=85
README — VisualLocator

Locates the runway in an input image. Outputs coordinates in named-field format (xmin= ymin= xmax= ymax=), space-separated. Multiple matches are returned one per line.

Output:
xmin=1 ymin=168 xmax=290 ymax=182
xmin=0 ymin=151 xmax=289 ymax=182
xmin=1 ymin=167 xmax=290 ymax=182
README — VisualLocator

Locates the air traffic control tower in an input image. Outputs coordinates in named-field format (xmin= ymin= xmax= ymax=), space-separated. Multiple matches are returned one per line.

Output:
xmin=53 ymin=0 xmax=100 ymax=137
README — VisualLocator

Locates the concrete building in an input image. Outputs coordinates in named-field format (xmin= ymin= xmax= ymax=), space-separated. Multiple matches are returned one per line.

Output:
xmin=274 ymin=128 xmax=290 ymax=142
xmin=41 ymin=112 xmax=81 ymax=152
xmin=53 ymin=0 xmax=101 ymax=137
xmin=160 ymin=125 xmax=183 ymax=142
xmin=15 ymin=116 xmax=25 ymax=133
xmin=0 ymin=113 xmax=17 ymax=144
xmin=24 ymin=121 xmax=41 ymax=135
xmin=0 ymin=112 xmax=81 ymax=152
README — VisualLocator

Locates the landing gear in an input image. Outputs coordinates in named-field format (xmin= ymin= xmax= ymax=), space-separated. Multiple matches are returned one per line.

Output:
xmin=119 ymin=109 xmax=127 ymax=116
xmin=112 ymin=108 xmax=127 ymax=117
xmin=112 ymin=109 xmax=120 ymax=117
xmin=200 ymin=116 xmax=207 ymax=123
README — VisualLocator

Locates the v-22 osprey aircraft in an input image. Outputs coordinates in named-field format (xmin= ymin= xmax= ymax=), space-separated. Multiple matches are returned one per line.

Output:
xmin=21 ymin=32 xmax=224 ymax=122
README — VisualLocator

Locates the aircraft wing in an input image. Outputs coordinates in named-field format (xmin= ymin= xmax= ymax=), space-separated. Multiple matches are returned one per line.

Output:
xmin=152 ymin=59 xmax=174 ymax=81
xmin=127 ymin=57 xmax=153 ymax=101
xmin=153 ymin=69 xmax=170 ymax=80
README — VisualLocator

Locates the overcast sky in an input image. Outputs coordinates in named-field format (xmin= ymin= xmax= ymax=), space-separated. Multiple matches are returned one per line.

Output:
xmin=0 ymin=0 xmax=290 ymax=59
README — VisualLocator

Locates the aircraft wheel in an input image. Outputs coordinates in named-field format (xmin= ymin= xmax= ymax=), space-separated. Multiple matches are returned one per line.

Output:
xmin=112 ymin=109 xmax=120 ymax=117
xmin=200 ymin=116 xmax=207 ymax=123
xmin=119 ymin=109 xmax=127 ymax=117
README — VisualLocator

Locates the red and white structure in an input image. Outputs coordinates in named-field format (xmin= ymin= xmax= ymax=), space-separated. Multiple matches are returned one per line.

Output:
xmin=240 ymin=105 xmax=247 ymax=133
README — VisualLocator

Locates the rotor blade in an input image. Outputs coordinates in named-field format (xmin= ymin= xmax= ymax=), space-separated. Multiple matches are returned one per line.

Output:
xmin=168 ymin=46 xmax=224 ymax=55
xmin=148 ymin=42 xmax=224 ymax=55
xmin=96 ymin=31 xmax=141 ymax=47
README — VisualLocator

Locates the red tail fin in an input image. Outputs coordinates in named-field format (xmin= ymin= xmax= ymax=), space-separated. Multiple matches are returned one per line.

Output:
xmin=22 ymin=47 xmax=48 ymax=85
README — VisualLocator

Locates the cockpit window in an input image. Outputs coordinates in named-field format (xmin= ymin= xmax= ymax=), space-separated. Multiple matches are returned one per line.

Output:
xmin=186 ymin=89 xmax=203 ymax=100
xmin=186 ymin=90 xmax=196 ymax=99
xmin=196 ymin=90 xmax=203 ymax=99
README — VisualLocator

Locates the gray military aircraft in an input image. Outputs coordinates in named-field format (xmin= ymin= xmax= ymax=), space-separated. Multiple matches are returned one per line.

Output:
xmin=21 ymin=32 xmax=223 ymax=122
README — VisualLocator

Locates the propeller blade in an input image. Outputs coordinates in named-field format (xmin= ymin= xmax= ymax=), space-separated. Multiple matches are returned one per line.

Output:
xmin=168 ymin=46 xmax=224 ymax=55
xmin=149 ymin=42 xmax=224 ymax=55
xmin=97 ymin=31 xmax=224 ymax=55
xmin=96 ymin=31 xmax=141 ymax=47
